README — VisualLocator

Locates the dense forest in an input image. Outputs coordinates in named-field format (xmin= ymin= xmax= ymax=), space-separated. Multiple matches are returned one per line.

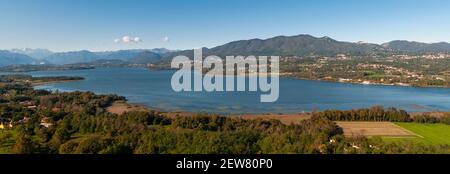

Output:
xmin=1 ymin=75 xmax=449 ymax=154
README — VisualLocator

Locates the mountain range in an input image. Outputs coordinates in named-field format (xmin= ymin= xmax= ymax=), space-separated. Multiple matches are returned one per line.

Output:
xmin=1 ymin=35 xmax=450 ymax=66
xmin=0 ymin=48 xmax=173 ymax=66
xmin=382 ymin=40 xmax=450 ymax=53
xmin=9 ymin=48 xmax=54 ymax=59
xmin=0 ymin=50 xmax=48 ymax=66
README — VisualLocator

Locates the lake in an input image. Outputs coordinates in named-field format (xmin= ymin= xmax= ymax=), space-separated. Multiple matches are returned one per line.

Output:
xmin=26 ymin=67 xmax=450 ymax=114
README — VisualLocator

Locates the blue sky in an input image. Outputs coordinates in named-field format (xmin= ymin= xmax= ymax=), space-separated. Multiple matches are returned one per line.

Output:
xmin=1 ymin=0 xmax=450 ymax=52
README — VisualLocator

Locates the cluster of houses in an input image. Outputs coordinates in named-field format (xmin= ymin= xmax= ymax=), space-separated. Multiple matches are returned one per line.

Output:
xmin=19 ymin=100 xmax=37 ymax=109
xmin=1 ymin=100 xmax=57 ymax=130
xmin=388 ymin=54 xmax=450 ymax=60
xmin=0 ymin=116 xmax=54 ymax=130
xmin=357 ymin=63 xmax=423 ymax=79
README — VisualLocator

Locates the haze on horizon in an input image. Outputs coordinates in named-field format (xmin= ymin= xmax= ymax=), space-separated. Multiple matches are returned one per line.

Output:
xmin=1 ymin=0 xmax=450 ymax=52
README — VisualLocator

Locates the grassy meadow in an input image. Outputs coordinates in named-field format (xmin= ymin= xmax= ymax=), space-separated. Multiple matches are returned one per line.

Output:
xmin=382 ymin=123 xmax=450 ymax=145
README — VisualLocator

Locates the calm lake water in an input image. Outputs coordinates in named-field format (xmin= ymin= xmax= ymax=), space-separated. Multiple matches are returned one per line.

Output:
xmin=25 ymin=67 xmax=450 ymax=114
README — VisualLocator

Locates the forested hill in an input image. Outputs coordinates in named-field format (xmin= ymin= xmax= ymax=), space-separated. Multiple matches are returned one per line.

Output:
xmin=203 ymin=35 xmax=388 ymax=56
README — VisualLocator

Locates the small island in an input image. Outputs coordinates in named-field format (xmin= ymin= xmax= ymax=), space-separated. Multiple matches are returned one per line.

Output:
xmin=0 ymin=74 xmax=84 ymax=86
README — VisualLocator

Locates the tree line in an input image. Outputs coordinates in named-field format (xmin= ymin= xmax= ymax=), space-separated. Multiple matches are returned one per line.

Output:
xmin=312 ymin=106 xmax=450 ymax=125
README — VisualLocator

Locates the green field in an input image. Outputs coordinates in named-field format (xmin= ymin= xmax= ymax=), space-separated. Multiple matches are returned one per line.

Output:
xmin=383 ymin=123 xmax=450 ymax=145
xmin=0 ymin=130 xmax=16 ymax=154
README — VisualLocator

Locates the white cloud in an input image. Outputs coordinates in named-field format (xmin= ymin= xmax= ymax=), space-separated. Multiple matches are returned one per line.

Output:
xmin=162 ymin=36 xmax=169 ymax=42
xmin=114 ymin=35 xmax=143 ymax=44
xmin=134 ymin=37 xmax=142 ymax=42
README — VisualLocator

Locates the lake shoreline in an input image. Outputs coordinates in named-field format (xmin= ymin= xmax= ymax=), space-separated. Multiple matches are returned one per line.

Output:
xmin=27 ymin=70 xmax=448 ymax=119
xmin=187 ymin=67 xmax=450 ymax=88
xmin=23 ymin=66 xmax=450 ymax=89
xmin=31 ymin=79 xmax=83 ymax=86
xmin=108 ymin=101 xmax=450 ymax=126
xmin=30 ymin=67 xmax=450 ymax=113
xmin=282 ymin=75 xmax=450 ymax=89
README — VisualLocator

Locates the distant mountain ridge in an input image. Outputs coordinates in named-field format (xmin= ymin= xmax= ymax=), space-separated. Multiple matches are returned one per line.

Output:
xmin=10 ymin=48 xmax=54 ymax=59
xmin=382 ymin=40 xmax=450 ymax=53
xmin=42 ymin=50 xmax=99 ymax=64
xmin=40 ymin=48 xmax=175 ymax=65
xmin=0 ymin=50 xmax=37 ymax=66
xmin=2 ymin=35 xmax=450 ymax=66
